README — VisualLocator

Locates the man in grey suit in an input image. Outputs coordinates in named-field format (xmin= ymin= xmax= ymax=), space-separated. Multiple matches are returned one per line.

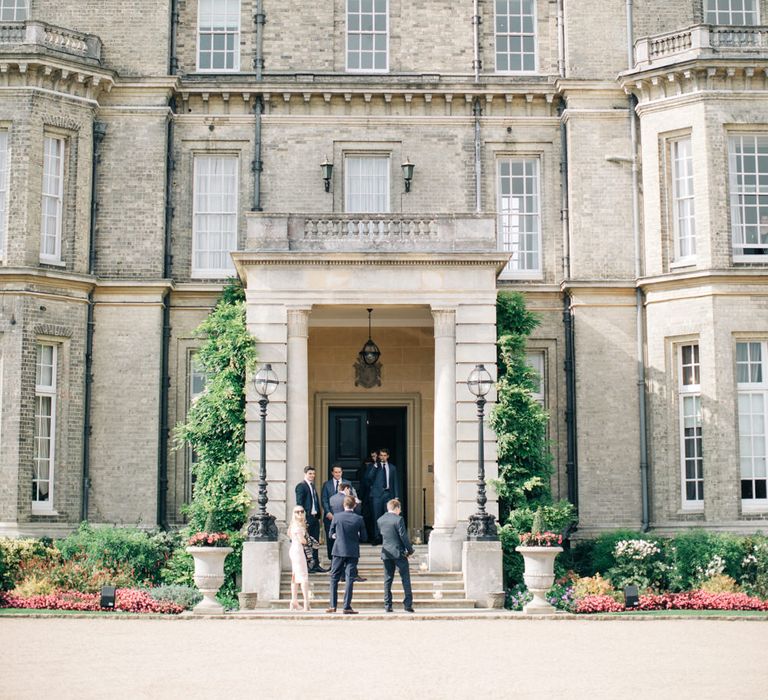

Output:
xmin=330 ymin=483 xmax=367 ymax=582
xmin=327 ymin=495 xmax=368 ymax=615
xmin=377 ymin=498 xmax=415 ymax=613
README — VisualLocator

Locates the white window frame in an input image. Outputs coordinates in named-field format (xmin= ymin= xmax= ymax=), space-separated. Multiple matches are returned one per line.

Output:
xmin=497 ymin=157 xmax=542 ymax=279
xmin=33 ymin=343 xmax=57 ymax=513
xmin=192 ymin=154 xmax=239 ymax=278
xmin=736 ymin=340 xmax=768 ymax=510
xmin=196 ymin=0 xmax=241 ymax=73
xmin=0 ymin=0 xmax=28 ymax=21
xmin=728 ymin=134 xmax=768 ymax=261
xmin=40 ymin=136 xmax=65 ymax=264
xmin=494 ymin=0 xmax=538 ymax=74
xmin=0 ymin=130 xmax=8 ymax=260
xmin=346 ymin=0 xmax=389 ymax=73
xmin=678 ymin=343 xmax=703 ymax=509
xmin=671 ymin=136 xmax=696 ymax=264
xmin=344 ymin=154 xmax=391 ymax=213
xmin=525 ymin=350 xmax=546 ymax=405
xmin=186 ymin=351 xmax=207 ymax=503
xmin=705 ymin=0 xmax=759 ymax=25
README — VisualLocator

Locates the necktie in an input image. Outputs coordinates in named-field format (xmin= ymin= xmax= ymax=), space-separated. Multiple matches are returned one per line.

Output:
xmin=382 ymin=463 xmax=388 ymax=490
xmin=334 ymin=480 xmax=338 ymax=493
xmin=310 ymin=485 xmax=317 ymax=514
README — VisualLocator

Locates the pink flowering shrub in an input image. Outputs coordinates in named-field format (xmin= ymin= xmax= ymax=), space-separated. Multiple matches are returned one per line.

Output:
xmin=519 ymin=531 xmax=563 ymax=547
xmin=0 ymin=588 xmax=183 ymax=614
xmin=187 ymin=532 xmax=230 ymax=547
xmin=575 ymin=590 xmax=768 ymax=614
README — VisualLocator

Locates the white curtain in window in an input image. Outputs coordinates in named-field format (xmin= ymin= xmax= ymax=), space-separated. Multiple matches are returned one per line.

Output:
xmin=41 ymin=136 xmax=64 ymax=261
xmin=345 ymin=156 xmax=389 ymax=213
xmin=198 ymin=0 xmax=240 ymax=70
xmin=193 ymin=155 xmax=238 ymax=275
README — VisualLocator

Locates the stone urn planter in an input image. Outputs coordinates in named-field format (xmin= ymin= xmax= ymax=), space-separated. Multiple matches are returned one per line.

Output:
xmin=516 ymin=545 xmax=563 ymax=615
xmin=186 ymin=546 xmax=233 ymax=614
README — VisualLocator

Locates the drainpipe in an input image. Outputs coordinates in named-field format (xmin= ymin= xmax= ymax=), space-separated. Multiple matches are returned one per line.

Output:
xmin=473 ymin=97 xmax=482 ymax=213
xmin=626 ymin=0 xmax=650 ymax=531
xmin=254 ymin=0 xmax=265 ymax=80
xmin=169 ymin=0 xmax=179 ymax=75
xmin=252 ymin=95 xmax=263 ymax=211
xmin=563 ymin=293 xmax=578 ymax=508
xmin=557 ymin=0 xmax=566 ymax=78
xmin=472 ymin=0 xmax=481 ymax=83
xmin=81 ymin=121 xmax=106 ymax=522
xmin=157 ymin=98 xmax=176 ymax=530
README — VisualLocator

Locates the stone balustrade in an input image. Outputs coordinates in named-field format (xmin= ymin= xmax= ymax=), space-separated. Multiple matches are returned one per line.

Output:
xmin=634 ymin=24 xmax=768 ymax=69
xmin=0 ymin=21 xmax=102 ymax=64
xmin=245 ymin=213 xmax=498 ymax=252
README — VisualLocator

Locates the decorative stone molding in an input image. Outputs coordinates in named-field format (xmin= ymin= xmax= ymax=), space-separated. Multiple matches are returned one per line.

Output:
xmin=0 ymin=20 xmax=102 ymax=64
xmin=33 ymin=323 xmax=73 ymax=338
xmin=431 ymin=308 xmax=456 ymax=339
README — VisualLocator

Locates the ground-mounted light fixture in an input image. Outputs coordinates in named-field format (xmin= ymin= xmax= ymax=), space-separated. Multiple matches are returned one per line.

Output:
xmin=321 ymin=156 xmax=333 ymax=192
xmin=401 ymin=156 xmax=415 ymax=192
xmin=247 ymin=363 xmax=280 ymax=541
xmin=359 ymin=308 xmax=381 ymax=366
xmin=466 ymin=363 xmax=498 ymax=541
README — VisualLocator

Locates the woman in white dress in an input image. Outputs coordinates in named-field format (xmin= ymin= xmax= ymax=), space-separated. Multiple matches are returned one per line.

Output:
xmin=288 ymin=505 xmax=311 ymax=611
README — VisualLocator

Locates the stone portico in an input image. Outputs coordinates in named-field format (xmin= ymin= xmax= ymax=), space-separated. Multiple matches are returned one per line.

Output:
xmin=236 ymin=213 xmax=507 ymax=605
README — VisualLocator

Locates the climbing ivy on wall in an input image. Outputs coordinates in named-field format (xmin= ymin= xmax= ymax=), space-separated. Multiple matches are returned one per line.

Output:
xmin=175 ymin=280 xmax=255 ymax=533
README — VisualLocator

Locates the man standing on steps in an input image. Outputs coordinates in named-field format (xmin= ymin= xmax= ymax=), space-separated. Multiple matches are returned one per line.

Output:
xmin=327 ymin=495 xmax=367 ymax=615
xmin=295 ymin=465 xmax=328 ymax=573
xmin=378 ymin=498 xmax=415 ymax=613
xmin=330 ymin=483 xmax=367 ymax=583
xmin=321 ymin=464 xmax=344 ymax=560
xmin=366 ymin=447 xmax=398 ymax=545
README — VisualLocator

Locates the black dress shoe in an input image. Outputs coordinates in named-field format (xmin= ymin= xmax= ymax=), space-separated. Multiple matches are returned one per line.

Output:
xmin=384 ymin=606 xmax=393 ymax=613
xmin=354 ymin=576 xmax=367 ymax=582
xmin=404 ymin=607 xmax=415 ymax=613
xmin=343 ymin=608 xmax=358 ymax=615
xmin=309 ymin=565 xmax=329 ymax=573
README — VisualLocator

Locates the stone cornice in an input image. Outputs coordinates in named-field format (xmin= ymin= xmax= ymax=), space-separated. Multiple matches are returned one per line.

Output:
xmin=640 ymin=268 xmax=768 ymax=293
xmin=0 ymin=267 xmax=95 ymax=295
xmin=620 ymin=62 xmax=768 ymax=105
xmin=0 ymin=57 xmax=114 ymax=102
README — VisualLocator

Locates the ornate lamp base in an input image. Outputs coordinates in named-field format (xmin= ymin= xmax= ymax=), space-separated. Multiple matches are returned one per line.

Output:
xmin=467 ymin=512 xmax=498 ymax=541
xmin=246 ymin=513 xmax=278 ymax=541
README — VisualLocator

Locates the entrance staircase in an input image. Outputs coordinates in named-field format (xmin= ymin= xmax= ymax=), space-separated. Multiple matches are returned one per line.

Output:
xmin=270 ymin=545 xmax=478 ymax=610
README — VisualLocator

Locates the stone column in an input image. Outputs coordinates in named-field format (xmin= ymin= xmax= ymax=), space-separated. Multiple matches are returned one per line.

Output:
xmin=429 ymin=307 xmax=461 ymax=571
xmin=286 ymin=307 xmax=311 ymax=504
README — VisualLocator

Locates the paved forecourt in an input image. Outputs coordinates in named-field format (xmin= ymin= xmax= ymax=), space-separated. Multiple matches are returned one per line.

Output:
xmin=2 ymin=617 xmax=767 ymax=699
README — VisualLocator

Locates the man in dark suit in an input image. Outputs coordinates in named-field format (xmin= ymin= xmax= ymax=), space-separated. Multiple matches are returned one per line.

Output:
xmin=378 ymin=498 xmax=415 ymax=613
xmin=360 ymin=449 xmax=378 ymax=541
xmin=365 ymin=447 xmax=398 ymax=544
xmin=321 ymin=464 xmax=344 ymax=559
xmin=330 ymin=483 xmax=367 ymax=583
xmin=295 ymin=465 xmax=328 ymax=573
xmin=326 ymin=496 xmax=368 ymax=615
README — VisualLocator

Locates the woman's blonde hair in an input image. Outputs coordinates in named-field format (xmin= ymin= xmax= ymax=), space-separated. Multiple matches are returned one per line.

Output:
xmin=290 ymin=505 xmax=307 ymax=531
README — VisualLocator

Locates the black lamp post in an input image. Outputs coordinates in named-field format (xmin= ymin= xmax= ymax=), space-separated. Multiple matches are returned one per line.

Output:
xmin=246 ymin=363 xmax=279 ymax=541
xmin=466 ymin=363 xmax=498 ymax=541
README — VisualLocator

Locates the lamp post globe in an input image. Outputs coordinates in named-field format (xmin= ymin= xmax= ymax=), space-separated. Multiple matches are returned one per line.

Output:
xmin=247 ymin=363 xmax=279 ymax=541
xmin=466 ymin=364 xmax=498 ymax=541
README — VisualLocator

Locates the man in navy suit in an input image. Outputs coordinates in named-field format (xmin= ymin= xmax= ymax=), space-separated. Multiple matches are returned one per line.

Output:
xmin=365 ymin=447 xmax=398 ymax=545
xmin=295 ymin=465 xmax=327 ymax=573
xmin=321 ymin=464 xmax=344 ymax=559
xmin=326 ymin=496 xmax=368 ymax=614
xmin=378 ymin=498 xmax=415 ymax=613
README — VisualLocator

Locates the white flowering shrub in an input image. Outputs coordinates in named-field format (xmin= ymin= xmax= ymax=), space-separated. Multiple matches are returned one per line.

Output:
xmin=607 ymin=539 xmax=669 ymax=591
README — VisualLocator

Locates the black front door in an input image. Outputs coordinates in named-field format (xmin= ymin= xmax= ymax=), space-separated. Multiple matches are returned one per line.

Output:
xmin=328 ymin=406 xmax=408 ymax=521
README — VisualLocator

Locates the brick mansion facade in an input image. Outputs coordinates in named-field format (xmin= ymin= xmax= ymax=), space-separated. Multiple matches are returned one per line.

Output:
xmin=2 ymin=0 xmax=768 ymax=547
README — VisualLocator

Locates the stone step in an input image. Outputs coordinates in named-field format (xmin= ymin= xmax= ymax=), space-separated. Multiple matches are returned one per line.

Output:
xmin=280 ymin=588 xmax=467 ymax=600
xmin=279 ymin=581 xmax=466 ymax=592
xmin=269 ymin=598 xmax=477 ymax=609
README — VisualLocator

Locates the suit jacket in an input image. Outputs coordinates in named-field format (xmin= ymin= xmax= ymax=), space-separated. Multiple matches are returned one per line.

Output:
xmin=330 ymin=490 xmax=362 ymax=516
xmin=365 ymin=462 xmax=399 ymax=500
xmin=321 ymin=478 xmax=341 ymax=517
xmin=295 ymin=480 xmax=321 ymax=520
xmin=329 ymin=510 xmax=367 ymax=558
xmin=377 ymin=511 xmax=414 ymax=561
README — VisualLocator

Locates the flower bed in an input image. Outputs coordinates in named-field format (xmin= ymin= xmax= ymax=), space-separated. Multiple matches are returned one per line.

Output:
xmin=0 ymin=588 xmax=183 ymax=614
xmin=575 ymin=590 xmax=768 ymax=614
